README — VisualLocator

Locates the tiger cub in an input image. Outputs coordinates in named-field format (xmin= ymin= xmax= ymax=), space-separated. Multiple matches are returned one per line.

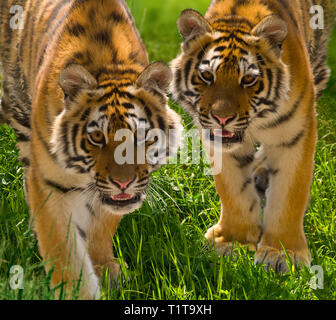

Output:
xmin=0 ymin=0 xmax=182 ymax=299
xmin=171 ymin=0 xmax=335 ymax=272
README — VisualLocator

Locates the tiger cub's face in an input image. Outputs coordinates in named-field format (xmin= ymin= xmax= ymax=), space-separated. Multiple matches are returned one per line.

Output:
xmin=51 ymin=62 xmax=182 ymax=215
xmin=171 ymin=10 xmax=290 ymax=151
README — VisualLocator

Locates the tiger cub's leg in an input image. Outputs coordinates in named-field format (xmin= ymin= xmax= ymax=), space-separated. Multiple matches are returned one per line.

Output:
xmin=205 ymin=142 xmax=261 ymax=255
xmin=255 ymin=129 xmax=316 ymax=272
xmin=0 ymin=84 xmax=11 ymax=125
xmin=0 ymin=98 xmax=7 ymax=124
xmin=28 ymin=170 xmax=100 ymax=300
xmin=88 ymin=212 xmax=124 ymax=285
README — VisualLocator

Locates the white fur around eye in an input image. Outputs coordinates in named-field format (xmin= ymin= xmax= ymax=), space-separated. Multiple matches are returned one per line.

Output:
xmin=87 ymin=130 xmax=106 ymax=147
xmin=239 ymin=59 xmax=260 ymax=87
xmin=241 ymin=70 xmax=260 ymax=87
xmin=198 ymin=65 xmax=215 ymax=85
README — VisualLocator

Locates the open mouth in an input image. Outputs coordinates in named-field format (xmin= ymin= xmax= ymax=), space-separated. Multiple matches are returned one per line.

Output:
xmin=102 ymin=193 xmax=142 ymax=207
xmin=208 ymin=129 xmax=244 ymax=144
xmin=213 ymin=129 xmax=235 ymax=139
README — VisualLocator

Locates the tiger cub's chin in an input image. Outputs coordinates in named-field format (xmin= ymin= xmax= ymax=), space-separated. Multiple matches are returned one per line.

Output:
xmin=101 ymin=192 xmax=146 ymax=216
xmin=201 ymin=128 xmax=245 ymax=153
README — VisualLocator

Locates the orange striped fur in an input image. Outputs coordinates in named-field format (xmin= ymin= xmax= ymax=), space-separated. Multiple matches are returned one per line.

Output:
xmin=171 ymin=0 xmax=335 ymax=272
xmin=0 ymin=0 xmax=182 ymax=299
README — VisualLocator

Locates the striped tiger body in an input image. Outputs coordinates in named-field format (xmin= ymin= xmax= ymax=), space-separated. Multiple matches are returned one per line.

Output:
xmin=171 ymin=0 xmax=335 ymax=272
xmin=0 ymin=0 xmax=182 ymax=299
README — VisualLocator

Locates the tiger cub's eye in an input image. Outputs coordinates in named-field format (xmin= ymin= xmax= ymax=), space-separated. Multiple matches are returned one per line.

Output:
xmin=89 ymin=130 xmax=105 ymax=145
xmin=199 ymin=70 xmax=214 ymax=84
xmin=241 ymin=74 xmax=258 ymax=87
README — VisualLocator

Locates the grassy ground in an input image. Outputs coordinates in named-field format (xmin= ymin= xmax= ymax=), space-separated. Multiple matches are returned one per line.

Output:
xmin=0 ymin=0 xmax=335 ymax=300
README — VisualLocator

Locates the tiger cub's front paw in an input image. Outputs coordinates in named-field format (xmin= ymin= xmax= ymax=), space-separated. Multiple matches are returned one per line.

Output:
xmin=95 ymin=259 xmax=129 ymax=287
xmin=205 ymin=224 xmax=260 ymax=256
xmin=254 ymin=245 xmax=312 ymax=273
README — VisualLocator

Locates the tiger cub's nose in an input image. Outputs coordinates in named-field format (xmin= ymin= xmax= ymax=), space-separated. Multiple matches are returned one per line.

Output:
xmin=112 ymin=179 xmax=134 ymax=190
xmin=212 ymin=113 xmax=235 ymax=125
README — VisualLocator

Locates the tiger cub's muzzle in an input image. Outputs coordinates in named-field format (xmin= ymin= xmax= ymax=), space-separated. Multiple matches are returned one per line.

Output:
xmin=200 ymin=110 xmax=250 ymax=147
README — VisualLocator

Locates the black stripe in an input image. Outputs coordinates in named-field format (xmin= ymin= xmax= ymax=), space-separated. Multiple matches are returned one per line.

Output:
xmin=122 ymin=103 xmax=134 ymax=109
xmin=157 ymin=115 xmax=166 ymax=131
xmin=276 ymin=0 xmax=299 ymax=29
xmin=86 ymin=203 xmax=95 ymax=216
xmin=265 ymin=69 xmax=273 ymax=99
xmin=211 ymin=55 xmax=222 ymax=61
xmin=137 ymin=176 xmax=149 ymax=183
xmin=269 ymin=168 xmax=279 ymax=176
xmin=80 ymin=138 xmax=90 ymax=154
xmin=143 ymin=104 xmax=153 ymax=119
xmin=256 ymin=54 xmax=266 ymax=66
xmin=184 ymin=59 xmax=193 ymax=88
xmin=254 ymin=97 xmax=277 ymax=107
xmin=197 ymin=42 xmax=211 ymax=61
xmin=65 ymin=163 xmax=88 ymax=174
xmin=94 ymin=29 xmax=112 ymax=46
xmin=61 ymin=121 xmax=70 ymax=154
xmin=16 ymin=132 xmax=30 ymax=142
xmin=12 ymin=107 xmax=31 ymax=128
xmin=34 ymin=118 xmax=57 ymax=160
xmin=263 ymin=88 xmax=305 ymax=128
xmin=184 ymin=90 xmax=198 ymax=97
xmin=214 ymin=46 xmax=226 ymax=52
xmin=20 ymin=157 xmax=30 ymax=167
xmin=86 ymin=162 xmax=96 ymax=172
xmin=249 ymin=200 xmax=257 ymax=213
xmin=241 ymin=178 xmax=252 ymax=192
xmin=45 ymin=0 xmax=71 ymax=33
xmin=214 ymin=16 xmax=253 ymax=29
xmin=36 ymin=1 xmax=72 ymax=68
xmin=273 ymin=69 xmax=283 ymax=100
xmin=256 ymin=108 xmax=277 ymax=118
xmin=97 ymin=88 xmax=134 ymax=102
xmin=67 ymin=23 xmax=86 ymax=37
xmin=213 ymin=34 xmax=248 ymax=46
xmin=174 ymin=69 xmax=182 ymax=89
xmin=96 ymin=68 xmax=138 ymax=79
xmin=77 ymin=225 xmax=87 ymax=240
xmin=44 ymin=179 xmax=82 ymax=193
xmin=108 ymin=11 xmax=125 ymax=23
xmin=88 ymin=121 xmax=98 ymax=128
xmin=80 ymin=108 xmax=91 ymax=121
xmin=135 ymin=182 xmax=148 ymax=188
xmin=98 ymin=81 xmax=133 ymax=89
xmin=72 ymin=124 xmax=79 ymax=156
xmin=279 ymin=130 xmax=305 ymax=148
xmin=232 ymin=154 xmax=254 ymax=168
xmin=27 ymin=1 xmax=39 ymax=80
xmin=68 ymin=156 xmax=92 ymax=165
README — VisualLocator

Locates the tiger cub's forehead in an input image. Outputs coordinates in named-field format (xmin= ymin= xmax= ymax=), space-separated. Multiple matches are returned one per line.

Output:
xmin=88 ymin=97 xmax=151 ymax=134
xmin=202 ymin=39 xmax=258 ymax=75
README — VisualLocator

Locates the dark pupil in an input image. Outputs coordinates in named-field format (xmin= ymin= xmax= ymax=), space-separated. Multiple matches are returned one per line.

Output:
xmin=244 ymin=75 xmax=255 ymax=84
xmin=93 ymin=132 xmax=102 ymax=142
xmin=202 ymin=71 xmax=213 ymax=81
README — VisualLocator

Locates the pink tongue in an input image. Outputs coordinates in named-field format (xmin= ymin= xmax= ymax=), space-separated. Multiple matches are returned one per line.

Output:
xmin=214 ymin=129 xmax=235 ymax=138
xmin=112 ymin=193 xmax=133 ymax=201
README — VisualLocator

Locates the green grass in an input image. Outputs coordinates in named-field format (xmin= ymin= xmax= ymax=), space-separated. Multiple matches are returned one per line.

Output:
xmin=0 ymin=0 xmax=335 ymax=300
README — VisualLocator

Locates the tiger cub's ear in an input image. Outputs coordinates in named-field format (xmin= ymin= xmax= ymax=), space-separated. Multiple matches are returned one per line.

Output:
xmin=177 ymin=9 xmax=212 ymax=42
xmin=136 ymin=61 xmax=172 ymax=93
xmin=59 ymin=64 xmax=97 ymax=102
xmin=252 ymin=15 xmax=288 ymax=56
